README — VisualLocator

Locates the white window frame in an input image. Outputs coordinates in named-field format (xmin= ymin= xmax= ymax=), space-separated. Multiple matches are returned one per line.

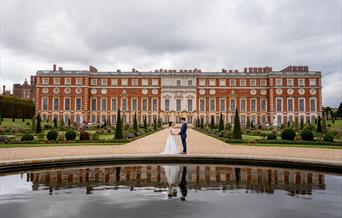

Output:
xmin=240 ymin=98 xmax=246 ymax=112
xmin=276 ymin=78 xmax=282 ymax=86
xmin=43 ymin=78 xmax=49 ymax=85
xmin=287 ymin=79 xmax=294 ymax=86
xmin=42 ymin=97 xmax=48 ymax=111
xmin=219 ymin=79 xmax=226 ymax=86
xmin=250 ymin=79 xmax=256 ymax=87
xmin=298 ymin=98 xmax=305 ymax=112
xmin=54 ymin=78 xmax=60 ymax=85
xmin=209 ymin=79 xmax=216 ymax=86
xmin=91 ymin=79 xmax=97 ymax=86
xmin=91 ymin=98 xmax=97 ymax=111
xmin=101 ymin=98 xmax=107 ymax=111
xmin=101 ymin=79 xmax=107 ymax=86
xmin=111 ymin=98 xmax=117 ymax=111
xmin=152 ymin=79 xmax=158 ymax=86
xmin=64 ymin=97 xmax=71 ymax=111
xmin=142 ymin=79 xmax=148 ymax=86
xmin=200 ymin=98 xmax=205 ymax=112
xmin=121 ymin=79 xmax=128 ymax=86
xmin=310 ymin=97 xmax=316 ymax=112
xmin=199 ymin=79 xmax=205 ymax=86
xmin=132 ymin=79 xmax=138 ymax=86
xmin=309 ymin=79 xmax=316 ymax=86
xmin=287 ymin=98 xmax=294 ymax=112
xmin=298 ymin=79 xmax=305 ymax=86
xmin=260 ymin=79 xmax=266 ymax=87
xmin=276 ymin=97 xmax=283 ymax=112
xmin=240 ymin=79 xmax=246 ymax=87
xmin=210 ymin=98 xmax=215 ymax=112
xmin=75 ymin=97 xmax=82 ymax=111
xmin=53 ymin=98 xmax=59 ymax=111
xmin=250 ymin=98 xmax=257 ymax=112
xmin=229 ymin=79 xmax=236 ymax=86
xmin=131 ymin=98 xmax=138 ymax=111
xmin=76 ymin=78 xmax=82 ymax=85
xmin=142 ymin=98 xmax=148 ymax=111
xmin=65 ymin=78 xmax=71 ymax=85
xmin=261 ymin=98 xmax=267 ymax=112
xmin=152 ymin=98 xmax=158 ymax=111
xmin=220 ymin=99 xmax=226 ymax=112
xmin=111 ymin=79 xmax=118 ymax=86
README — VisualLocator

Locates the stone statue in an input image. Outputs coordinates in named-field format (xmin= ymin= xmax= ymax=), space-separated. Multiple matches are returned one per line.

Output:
xmin=273 ymin=115 xmax=278 ymax=127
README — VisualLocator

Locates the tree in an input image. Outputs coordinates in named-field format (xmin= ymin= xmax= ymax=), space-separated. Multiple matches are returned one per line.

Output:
xmin=218 ymin=113 xmax=224 ymax=131
xmin=246 ymin=117 xmax=251 ymax=129
xmin=294 ymin=117 xmax=299 ymax=130
xmin=68 ymin=118 xmax=71 ymax=127
xmin=232 ymin=108 xmax=242 ymax=139
xmin=114 ymin=109 xmax=123 ymax=139
xmin=210 ymin=115 xmax=215 ymax=129
xmin=143 ymin=116 xmax=147 ymax=129
xmin=53 ymin=116 xmax=58 ymax=128
xmin=36 ymin=113 xmax=42 ymax=133
xmin=153 ymin=117 xmax=157 ymax=130
xmin=300 ymin=117 xmax=304 ymax=130
xmin=133 ymin=112 xmax=138 ymax=132
xmin=335 ymin=102 xmax=342 ymax=118
xmin=31 ymin=115 xmax=36 ymax=132
xmin=200 ymin=116 xmax=204 ymax=128
xmin=322 ymin=118 xmax=327 ymax=133
xmin=317 ymin=116 xmax=322 ymax=133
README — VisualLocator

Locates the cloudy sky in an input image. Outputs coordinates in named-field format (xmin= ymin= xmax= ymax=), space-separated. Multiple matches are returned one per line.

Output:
xmin=0 ymin=0 xmax=341 ymax=106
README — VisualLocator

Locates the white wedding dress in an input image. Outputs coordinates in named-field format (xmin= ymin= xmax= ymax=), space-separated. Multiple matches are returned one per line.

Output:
xmin=161 ymin=127 xmax=179 ymax=154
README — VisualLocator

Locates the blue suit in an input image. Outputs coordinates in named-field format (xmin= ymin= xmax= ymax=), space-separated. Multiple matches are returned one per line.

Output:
xmin=179 ymin=122 xmax=188 ymax=153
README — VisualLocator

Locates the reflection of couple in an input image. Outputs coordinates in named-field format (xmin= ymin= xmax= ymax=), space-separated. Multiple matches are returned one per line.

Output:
xmin=162 ymin=165 xmax=187 ymax=201
xmin=161 ymin=117 xmax=188 ymax=155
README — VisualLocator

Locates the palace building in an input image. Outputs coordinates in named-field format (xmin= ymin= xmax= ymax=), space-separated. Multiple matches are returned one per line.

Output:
xmin=34 ymin=64 xmax=322 ymax=126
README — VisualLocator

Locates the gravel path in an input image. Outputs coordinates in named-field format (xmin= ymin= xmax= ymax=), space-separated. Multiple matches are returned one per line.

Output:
xmin=1 ymin=128 xmax=341 ymax=163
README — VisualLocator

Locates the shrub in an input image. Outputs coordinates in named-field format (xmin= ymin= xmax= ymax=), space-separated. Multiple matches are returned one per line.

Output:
xmin=323 ymin=133 xmax=334 ymax=143
xmin=281 ymin=128 xmax=296 ymax=141
xmin=65 ymin=130 xmax=77 ymax=141
xmin=91 ymin=133 xmax=99 ymax=140
xmin=58 ymin=134 xmax=65 ymax=141
xmin=267 ymin=132 xmax=277 ymax=140
xmin=21 ymin=133 xmax=34 ymax=141
xmin=44 ymin=124 xmax=52 ymax=129
xmin=80 ymin=132 xmax=91 ymax=141
xmin=47 ymin=130 xmax=58 ymax=141
xmin=37 ymin=133 xmax=45 ymax=141
xmin=301 ymin=130 xmax=314 ymax=141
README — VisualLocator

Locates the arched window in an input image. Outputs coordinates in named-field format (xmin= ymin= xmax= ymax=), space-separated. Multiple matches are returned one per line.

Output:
xmin=277 ymin=115 xmax=282 ymax=124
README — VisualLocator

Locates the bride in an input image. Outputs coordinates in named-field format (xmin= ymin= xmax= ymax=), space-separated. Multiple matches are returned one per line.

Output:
xmin=161 ymin=122 xmax=179 ymax=154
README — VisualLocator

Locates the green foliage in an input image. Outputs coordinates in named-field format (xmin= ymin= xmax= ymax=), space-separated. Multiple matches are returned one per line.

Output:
xmin=200 ymin=117 xmax=204 ymax=128
xmin=53 ymin=116 xmax=58 ymax=128
xmin=143 ymin=116 xmax=147 ymax=130
xmin=0 ymin=95 xmax=35 ymax=119
xmin=59 ymin=119 xmax=65 ymax=129
xmin=31 ymin=115 xmax=36 ymax=132
xmin=322 ymin=118 xmax=327 ymax=133
xmin=300 ymin=117 xmax=304 ymax=130
xmin=47 ymin=130 xmax=58 ymax=141
xmin=36 ymin=113 xmax=42 ymax=133
xmin=21 ymin=133 xmax=34 ymax=141
xmin=225 ymin=122 xmax=232 ymax=131
xmin=280 ymin=128 xmax=296 ymax=141
xmin=210 ymin=115 xmax=215 ymax=129
xmin=80 ymin=132 xmax=91 ymax=141
xmin=323 ymin=133 xmax=334 ymax=142
xmin=335 ymin=102 xmax=342 ymax=117
xmin=246 ymin=117 xmax=251 ymax=129
xmin=114 ymin=109 xmax=123 ymax=139
xmin=153 ymin=117 xmax=157 ymax=130
xmin=65 ymin=130 xmax=77 ymax=141
xmin=317 ymin=116 xmax=322 ymax=133
xmin=218 ymin=113 xmax=224 ymax=131
xmin=232 ymin=108 xmax=242 ymax=140
xmin=133 ymin=112 xmax=138 ymax=132
xmin=301 ymin=130 xmax=314 ymax=141
xmin=267 ymin=132 xmax=277 ymax=140
xmin=91 ymin=133 xmax=99 ymax=140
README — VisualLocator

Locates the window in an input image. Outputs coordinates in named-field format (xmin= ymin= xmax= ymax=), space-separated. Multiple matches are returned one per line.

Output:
xmin=65 ymin=78 xmax=71 ymax=85
xmin=176 ymin=99 xmax=181 ymax=111
xmin=122 ymin=99 xmax=127 ymax=111
xmin=112 ymin=115 xmax=117 ymax=124
xmin=111 ymin=99 xmax=117 ymax=111
xmin=310 ymin=79 xmax=316 ymax=86
xmin=220 ymin=99 xmax=226 ymax=112
xmin=64 ymin=98 xmax=70 ymax=111
xmin=210 ymin=99 xmax=215 ymax=112
xmin=310 ymin=98 xmax=316 ymax=112
xmin=132 ymin=99 xmax=137 ymax=111
xmin=91 ymin=115 xmax=96 ymax=123
xmin=132 ymin=79 xmax=138 ymax=86
xmin=76 ymin=78 xmax=82 ymax=85
xmin=42 ymin=98 xmax=48 ymax=111
xmin=219 ymin=79 xmax=226 ymax=86
xmin=53 ymin=98 xmax=59 ymax=111
xmin=188 ymin=99 xmax=193 ymax=111
xmin=188 ymin=80 xmax=193 ymax=86
xmin=276 ymin=98 xmax=283 ymax=112
xmin=101 ymin=99 xmax=107 ymax=111
xmin=240 ymin=99 xmax=246 ymax=112
xmin=260 ymin=79 xmax=266 ymax=87
xmin=200 ymin=99 xmax=205 ymax=112
xmin=261 ymin=99 xmax=267 ymax=112
xmin=298 ymin=79 xmax=305 ymax=86
xmin=121 ymin=79 xmax=128 ymax=86
xmin=276 ymin=79 xmax=282 ymax=86
xmin=199 ymin=79 xmax=205 ymax=86
xmin=91 ymin=99 xmax=97 ymax=111
xmin=75 ymin=98 xmax=81 ymax=111
xmin=287 ymin=79 xmax=294 ymax=86
xmin=142 ymin=79 xmax=148 ymax=86
xmin=91 ymin=79 xmax=97 ymax=85
xmin=287 ymin=98 xmax=294 ymax=112
xmin=299 ymin=98 xmax=305 ymax=112
xmin=165 ymin=99 xmax=170 ymax=112
xmin=230 ymin=99 xmax=235 ymax=112
xmin=250 ymin=79 xmax=256 ymax=87
xmin=209 ymin=79 xmax=216 ymax=86
xmin=152 ymin=79 xmax=158 ymax=86
xmin=176 ymin=80 xmax=181 ymax=86
xmin=240 ymin=79 xmax=246 ymax=87
xmin=43 ymin=78 xmax=49 ymax=85
xmin=229 ymin=79 xmax=236 ymax=86
xmin=142 ymin=99 xmax=147 ymax=111
xmin=261 ymin=116 xmax=267 ymax=124
xmin=152 ymin=99 xmax=158 ymax=111
xmin=54 ymin=78 xmax=60 ymax=85
xmin=101 ymin=79 xmax=107 ymax=86
xmin=250 ymin=99 xmax=256 ymax=112
xmin=111 ymin=79 xmax=118 ymax=86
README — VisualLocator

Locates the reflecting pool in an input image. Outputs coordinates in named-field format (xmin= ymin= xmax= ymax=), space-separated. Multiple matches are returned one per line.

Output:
xmin=1 ymin=164 xmax=341 ymax=218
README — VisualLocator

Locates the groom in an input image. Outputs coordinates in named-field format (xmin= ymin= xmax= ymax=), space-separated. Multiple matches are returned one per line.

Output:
xmin=179 ymin=117 xmax=188 ymax=154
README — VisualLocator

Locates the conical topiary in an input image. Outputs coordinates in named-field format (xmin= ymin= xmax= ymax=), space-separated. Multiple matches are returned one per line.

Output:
xmin=114 ymin=109 xmax=123 ymax=139
xmin=218 ymin=113 xmax=224 ymax=131
xmin=233 ymin=108 xmax=242 ymax=139
xmin=133 ymin=112 xmax=138 ymax=132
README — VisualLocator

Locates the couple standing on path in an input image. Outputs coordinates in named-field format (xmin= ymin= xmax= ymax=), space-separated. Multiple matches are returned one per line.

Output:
xmin=161 ymin=117 xmax=187 ymax=155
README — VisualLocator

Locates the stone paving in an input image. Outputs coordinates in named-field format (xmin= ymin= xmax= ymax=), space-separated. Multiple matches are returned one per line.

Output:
xmin=1 ymin=128 xmax=342 ymax=163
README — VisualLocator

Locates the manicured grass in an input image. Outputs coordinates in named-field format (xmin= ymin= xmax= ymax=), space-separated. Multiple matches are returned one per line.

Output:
xmin=0 ymin=118 xmax=32 ymax=130
xmin=0 ymin=142 xmax=127 ymax=148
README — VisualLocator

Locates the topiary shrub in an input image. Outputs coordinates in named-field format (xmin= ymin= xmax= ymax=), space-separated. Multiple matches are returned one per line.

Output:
xmin=323 ymin=133 xmax=334 ymax=142
xmin=91 ymin=133 xmax=99 ymax=140
xmin=47 ymin=130 xmax=58 ymax=141
xmin=80 ymin=132 xmax=91 ymax=141
xmin=267 ymin=132 xmax=277 ymax=140
xmin=65 ymin=130 xmax=77 ymax=141
xmin=21 ymin=133 xmax=34 ymax=141
xmin=281 ymin=128 xmax=296 ymax=141
xmin=301 ymin=130 xmax=314 ymax=141
xmin=44 ymin=124 xmax=52 ymax=130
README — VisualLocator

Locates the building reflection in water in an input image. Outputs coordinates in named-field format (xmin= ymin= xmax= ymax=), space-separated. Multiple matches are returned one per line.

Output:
xmin=27 ymin=164 xmax=325 ymax=197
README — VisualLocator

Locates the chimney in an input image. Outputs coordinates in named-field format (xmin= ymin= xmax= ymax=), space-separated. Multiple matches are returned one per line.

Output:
xmin=58 ymin=67 xmax=63 ymax=72
xmin=234 ymin=70 xmax=238 ymax=73
xmin=53 ymin=64 xmax=56 ymax=71
xmin=132 ymin=68 xmax=135 ymax=72
xmin=2 ymin=85 xmax=5 ymax=94
xmin=89 ymin=65 xmax=98 ymax=72
xmin=248 ymin=67 xmax=252 ymax=73
xmin=244 ymin=67 xmax=247 ymax=72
